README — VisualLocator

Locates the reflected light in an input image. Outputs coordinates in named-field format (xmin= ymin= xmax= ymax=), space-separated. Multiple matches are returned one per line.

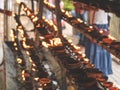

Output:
xmin=16 ymin=0 xmax=21 ymax=4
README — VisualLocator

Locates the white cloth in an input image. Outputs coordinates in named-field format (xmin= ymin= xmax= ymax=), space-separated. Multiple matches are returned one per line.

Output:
xmin=93 ymin=9 xmax=108 ymax=24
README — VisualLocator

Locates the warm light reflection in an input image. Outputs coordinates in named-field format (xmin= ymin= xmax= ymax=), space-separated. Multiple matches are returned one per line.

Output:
xmin=77 ymin=18 xmax=83 ymax=23
xmin=29 ymin=57 xmax=33 ymax=63
xmin=78 ymin=51 xmax=82 ymax=54
xmin=36 ymin=24 xmax=41 ymax=28
xmin=108 ymin=35 xmax=116 ymax=40
xmin=65 ymin=11 xmax=72 ymax=18
xmin=73 ymin=45 xmax=80 ymax=50
xmin=16 ymin=0 xmax=21 ymax=4
xmin=34 ymin=77 xmax=39 ymax=81
xmin=82 ymin=53 xmax=86 ymax=57
xmin=26 ymin=10 xmax=31 ymax=16
xmin=38 ymin=88 xmax=43 ymax=90
xmin=22 ymin=70 xmax=25 ymax=80
xmin=32 ymin=68 xmax=36 ymax=71
xmin=17 ymin=58 xmax=22 ymax=64
xmin=42 ymin=41 xmax=49 ymax=48
xmin=89 ymin=25 xmax=93 ymax=29
xmin=22 ymin=41 xmax=31 ymax=48
xmin=53 ymin=25 xmax=58 ymax=31
xmin=23 ymin=7 xmax=28 ymax=11
xmin=15 ymin=47 xmax=18 ymax=50
xmin=32 ymin=63 xmax=36 ymax=67
xmin=84 ymin=58 xmax=89 ymax=63
xmin=32 ymin=17 xmax=38 ymax=22
xmin=68 ymin=39 xmax=72 ymax=43
xmin=39 ymin=36 xmax=45 ymax=40
xmin=10 ymin=30 xmax=14 ymax=41
xmin=26 ymin=51 xmax=30 ymax=55
xmin=12 ymin=12 xmax=15 ymax=17
xmin=99 ymin=30 xmax=103 ymax=34
xmin=49 ymin=38 xmax=62 ymax=46
xmin=14 ymin=43 xmax=17 ymax=46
